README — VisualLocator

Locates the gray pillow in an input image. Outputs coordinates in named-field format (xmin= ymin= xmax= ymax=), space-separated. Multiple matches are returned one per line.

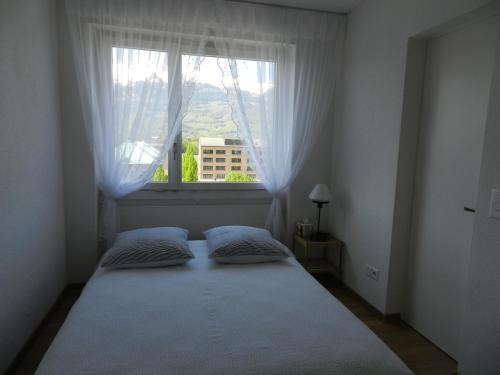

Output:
xmin=204 ymin=226 xmax=290 ymax=264
xmin=101 ymin=227 xmax=193 ymax=269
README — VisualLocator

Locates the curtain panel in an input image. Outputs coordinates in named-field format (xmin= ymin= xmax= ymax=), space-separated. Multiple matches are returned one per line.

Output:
xmin=65 ymin=0 xmax=345 ymax=241
xmin=213 ymin=1 xmax=346 ymax=239
xmin=65 ymin=0 xmax=212 ymax=239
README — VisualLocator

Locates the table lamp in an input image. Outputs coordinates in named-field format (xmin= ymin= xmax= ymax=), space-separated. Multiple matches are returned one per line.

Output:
xmin=309 ymin=184 xmax=332 ymax=239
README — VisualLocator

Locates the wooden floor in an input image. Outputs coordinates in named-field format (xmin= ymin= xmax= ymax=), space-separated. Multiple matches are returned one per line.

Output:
xmin=8 ymin=277 xmax=457 ymax=375
xmin=316 ymin=275 xmax=458 ymax=375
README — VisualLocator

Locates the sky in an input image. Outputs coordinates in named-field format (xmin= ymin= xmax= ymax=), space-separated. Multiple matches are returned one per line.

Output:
xmin=112 ymin=47 xmax=273 ymax=94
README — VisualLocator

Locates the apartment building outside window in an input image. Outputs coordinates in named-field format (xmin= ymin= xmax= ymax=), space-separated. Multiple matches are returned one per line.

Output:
xmin=197 ymin=137 xmax=259 ymax=182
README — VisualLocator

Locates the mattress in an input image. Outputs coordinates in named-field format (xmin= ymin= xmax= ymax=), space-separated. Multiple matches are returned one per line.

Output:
xmin=36 ymin=240 xmax=412 ymax=375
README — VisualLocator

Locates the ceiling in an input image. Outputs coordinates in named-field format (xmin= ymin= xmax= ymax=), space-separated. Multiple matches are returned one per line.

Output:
xmin=248 ymin=0 xmax=363 ymax=13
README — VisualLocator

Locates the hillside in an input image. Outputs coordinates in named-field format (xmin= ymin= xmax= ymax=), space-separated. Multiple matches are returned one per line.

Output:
xmin=115 ymin=81 xmax=264 ymax=142
xmin=183 ymin=83 xmax=262 ymax=140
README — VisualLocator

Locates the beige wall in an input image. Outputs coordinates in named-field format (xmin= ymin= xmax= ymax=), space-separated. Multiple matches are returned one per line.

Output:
xmin=0 ymin=0 xmax=67 ymax=371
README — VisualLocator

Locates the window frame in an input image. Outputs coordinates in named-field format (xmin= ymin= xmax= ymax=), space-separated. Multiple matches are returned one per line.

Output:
xmin=108 ymin=34 xmax=287 ymax=192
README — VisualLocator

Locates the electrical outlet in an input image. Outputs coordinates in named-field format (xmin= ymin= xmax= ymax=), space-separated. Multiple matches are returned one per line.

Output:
xmin=365 ymin=264 xmax=379 ymax=281
xmin=489 ymin=188 xmax=500 ymax=219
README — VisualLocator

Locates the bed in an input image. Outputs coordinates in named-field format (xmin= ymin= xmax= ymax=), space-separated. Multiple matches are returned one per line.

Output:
xmin=35 ymin=240 xmax=412 ymax=374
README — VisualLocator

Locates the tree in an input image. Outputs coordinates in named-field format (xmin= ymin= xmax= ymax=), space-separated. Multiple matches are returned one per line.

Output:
xmin=152 ymin=165 xmax=168 ymax=182
xmin=224 ymin=172 xmax=256 ymax=182
xmin=182 ymin=142 xmax=198 ymax=182
xmin=183 ymin=138 xmax=199 ymax=154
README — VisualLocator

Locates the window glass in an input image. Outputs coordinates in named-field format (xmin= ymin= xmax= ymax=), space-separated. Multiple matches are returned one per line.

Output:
xmin=112 ymin=47 xmax=169 ymax=183
xmin=114 ymin=48 xmax=274 ymax=186
xmin=181 ymin=55 xmax=270 ymax=183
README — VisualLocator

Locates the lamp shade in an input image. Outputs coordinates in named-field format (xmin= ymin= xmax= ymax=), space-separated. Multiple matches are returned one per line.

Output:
xmin=309 ymin=184 xmax=332 ymax=203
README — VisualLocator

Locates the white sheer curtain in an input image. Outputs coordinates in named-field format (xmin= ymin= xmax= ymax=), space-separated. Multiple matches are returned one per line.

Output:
xmin=213 ymin=2 xmax=346 ymax=239
xmin=65 ymin=0 xmax=211 ymax=239
xmin=66 ymin=0 xmax=345 ymax=241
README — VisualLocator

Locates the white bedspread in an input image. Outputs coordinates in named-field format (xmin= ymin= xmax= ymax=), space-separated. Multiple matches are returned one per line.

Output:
xmin=36 ymin=241 xmax=412 ymax=375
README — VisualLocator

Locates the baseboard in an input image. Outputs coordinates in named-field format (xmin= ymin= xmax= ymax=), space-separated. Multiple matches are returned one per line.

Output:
xmin=341 ymin=283 xmax=402 ymax=323
xmin=5 ymin=283 xmax=84 ymax=374
xmin=382 ymin=313 xmax=401 ymax=323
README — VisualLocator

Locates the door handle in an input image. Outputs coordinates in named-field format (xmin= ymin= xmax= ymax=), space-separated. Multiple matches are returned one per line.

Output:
xmin=464 ymin=206 xmax=476 ymax=213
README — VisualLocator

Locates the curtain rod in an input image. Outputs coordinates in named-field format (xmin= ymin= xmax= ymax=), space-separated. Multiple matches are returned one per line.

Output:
xmin=225 ymin=0 xmax=348 ymax=16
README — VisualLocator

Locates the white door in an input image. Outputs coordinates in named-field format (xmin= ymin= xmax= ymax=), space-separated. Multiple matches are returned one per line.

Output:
xmin=404 ymin=17 xmax=497 ymax=359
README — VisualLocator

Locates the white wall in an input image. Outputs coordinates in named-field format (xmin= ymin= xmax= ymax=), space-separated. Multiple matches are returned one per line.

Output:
xmin=330 ymin=0 xmax=493 ymax=314
xmin=0 ymin=0 xmax=67 ymax=372
xmin=118 ymin=190 xmax=272 ymax=240
xmin=57 ymin=2 xmax=99 ymax=283
xmin=459 ymin=13 xmax=500 ymax=374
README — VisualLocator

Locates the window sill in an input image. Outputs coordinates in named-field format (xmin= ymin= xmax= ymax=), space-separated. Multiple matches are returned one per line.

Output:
xmin=118 ymin=183 xmax=272 ymax=207
xmin=142 ymin=182 xmax=266 ymax=192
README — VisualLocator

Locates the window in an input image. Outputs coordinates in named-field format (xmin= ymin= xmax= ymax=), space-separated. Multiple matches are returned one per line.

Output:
xmin=115 ymin=47 xmax=273 ymax=187
xmin=247 ymin=166 xmax=253 ymax=171
xmin=181 ymin=55 xmax=271 ymax=184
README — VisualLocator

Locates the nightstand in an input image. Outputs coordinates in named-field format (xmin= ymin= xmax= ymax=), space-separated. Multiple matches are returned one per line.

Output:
xmin=293 ymin=234 xmax=344 ymax=280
